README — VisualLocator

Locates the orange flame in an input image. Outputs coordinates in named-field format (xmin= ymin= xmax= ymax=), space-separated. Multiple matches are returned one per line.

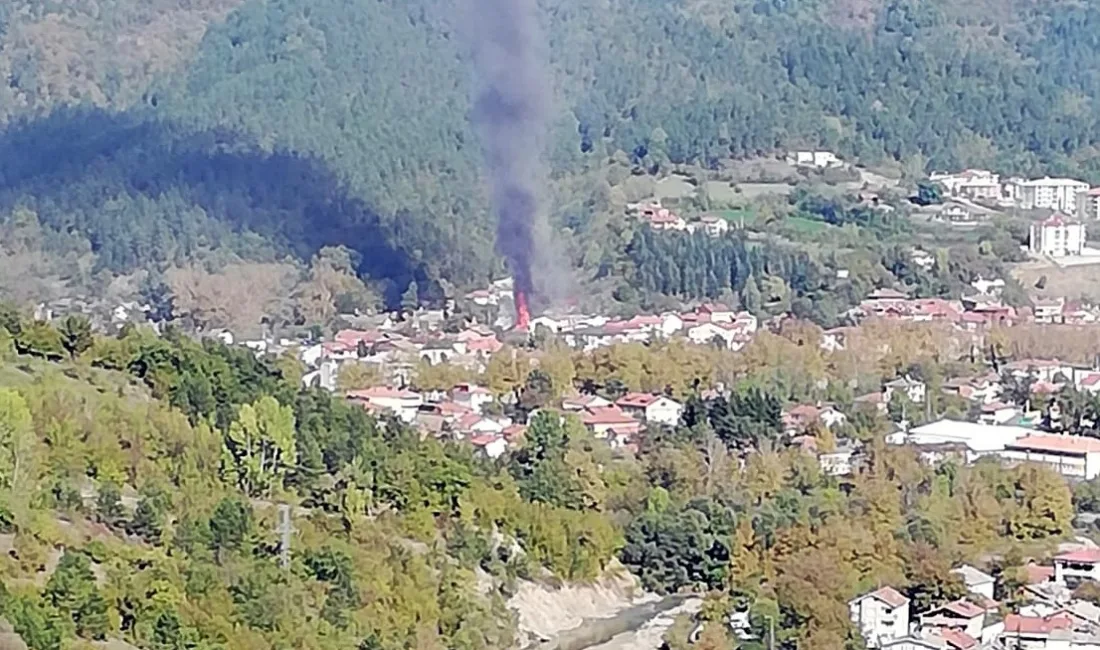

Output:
xmin=514 ymin=289 xmax=530 ymax=330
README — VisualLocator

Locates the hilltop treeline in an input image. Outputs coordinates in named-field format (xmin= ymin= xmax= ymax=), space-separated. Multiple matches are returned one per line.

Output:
xmin=0 ymin=0 xmax=1098 ymax=300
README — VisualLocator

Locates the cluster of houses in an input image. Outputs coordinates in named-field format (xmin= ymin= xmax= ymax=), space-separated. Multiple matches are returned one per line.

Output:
xmin=628 ymin=201 xmax=732 ymax=237
xmin=845 ymin=284 xmax=1100 ymax=330
xmin=298 ymin=320 xmax=506 ymax=390
xmin=342 ymin=380 xmax=688 ymax=458
xmin=531 ymin=303 xmax=759 ymax=352
xmin=928 ymin=170 xmax=1096 ymax=217
xmin=851 ymin=552 xmax=1100 ymax=650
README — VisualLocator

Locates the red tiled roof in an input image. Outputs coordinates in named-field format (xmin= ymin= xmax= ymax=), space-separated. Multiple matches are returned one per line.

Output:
xmin=502 ymin=424 xmax=526 ymax=441
xmin=867 ymin=586 xmax=909 ymax=608
xmin=617 ymin=392 xmax=661 ymax=408
xmin=466 ymin=337 xmax=503 ymax=353
xmin=1040 ymin=213 xmax=1075 ymax=227
xmin=935 ymin=629 xmax=979 ymax=650
xmin=1055 ymin=547 xmax=1100 ymax=563
xmin=468 ymin=433 xmax=500 ymax=447
xmin=1003 ymin=614 xmax=1073 ymax=635
xmin=1009 ymin=434 xmax=1100 ymax=456
xmin=429 ymin=401 xmax=473 ymax=417
xmin=875 ymin=587 xmax=909 ymax=608
xmin=454 ymin=383 xmax=492 ymax=395
xmin=582 ymin=406 xmax=638 ymax=426
xmin=786 ymin=404 xmax=821 ymax=420
xmin=335 ymin=329 xmax=384 ymax=346
xmin=348 ymin=386 xmax=420 ymax=400
xmin=1024 ymin=563 xmax=1055 ymax=584
xmin=1031 ymin=381 xmax=1064 ymax=395
xmin=698 ymin=303 xmax=733 ymax=313
xmin=934 ymin=599 xmax=984 ymax=619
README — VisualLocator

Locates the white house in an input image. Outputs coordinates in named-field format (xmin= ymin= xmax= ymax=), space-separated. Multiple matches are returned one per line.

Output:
xmin=1000 ymin=613 xmax=1078 ymax=650
xmin=849 ymin=587 xmax=911 ymax=648
xmin=687 ymin=322 xmax=745 ymax=349
xmin=659 ymin=312 xmax=686 ymax=337
xmin=930 ymin=170 xmax=1002 ymax=201
xmin=1030 ymin=214 xmax=1086 ymax=257
xmin=1019 ymin=177 xmax=1090 ymax=214
xmin=884 ymin=376 xmax=927 ymax=404
xmin=452 ymin=383 xmax=494 ymax=414
xmin=819 ymin=441 xmax=858 ymax=476
xmin=951 ymin=565 xmax=996 ymax=601
xmin=469 ymin=434 xmax=508 ymax=459
xmin=347 ymin=386 xmax=423 ymax=423
xmin=580 ymin=406 xmax=642 ymax=445
xmin=1054 ymin=547 xmax=1100 ymax=583
xmin=699 ymin=214 xmax=731 ymax=237
xmin=920 ymin=600 xmax=986 ymax=640
xmin=1033 ymin=297 xmax=1066 ymax=324
xmin=792 ymin=150 xmax=843 ymax=168
xmin=1078 ymin=188 xmax=1100 ymax=220
xmin=615 ymin=393 xmax=683 ymax=427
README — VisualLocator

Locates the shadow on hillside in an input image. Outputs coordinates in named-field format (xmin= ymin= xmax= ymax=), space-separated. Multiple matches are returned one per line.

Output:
xmin=0 ymin=108 xmax=424 ymax=304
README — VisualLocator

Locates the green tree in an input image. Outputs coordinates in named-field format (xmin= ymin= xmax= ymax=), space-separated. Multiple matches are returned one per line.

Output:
xmin=129 ymin=486 xmax=170 ymax=544
xmin=223 ymin=396 xmax=297 ymax=496
xmin=57 ymin=315 xmax=93 ymax=359
xmin=0 ymin=389 xmax=35 ymax=498
xmin=401 ymin=280 xmax=420 ymax=313
xmin=4 ymin=593 xmax=63 ymax=650
xmin=44 ymin=551 xmax=111 ymax=640
xmin=14 ymin=321 xmax=63 ymax=360
xmin=916 ymin=181 xmax=945 ymax=206
xmin=95 ymin=481 xmax=125 ymax=528
xmin=210 ymin=497 xmax=253 ymax=562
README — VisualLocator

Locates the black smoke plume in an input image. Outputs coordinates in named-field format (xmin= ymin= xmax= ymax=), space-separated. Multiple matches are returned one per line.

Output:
xmin=468 ymin=0 xmax=548 ymax=302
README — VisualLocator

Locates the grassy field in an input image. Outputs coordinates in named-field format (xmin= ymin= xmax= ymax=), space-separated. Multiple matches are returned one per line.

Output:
xmin=1011 ymin=259 xmax=1100 ymax=302
xmin=712 ymin=209 xmax=828 ymax=234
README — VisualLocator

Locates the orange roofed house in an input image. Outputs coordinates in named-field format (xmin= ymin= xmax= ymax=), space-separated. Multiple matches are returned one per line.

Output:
xmin=581 ymin=406 xmax=641 ymax=447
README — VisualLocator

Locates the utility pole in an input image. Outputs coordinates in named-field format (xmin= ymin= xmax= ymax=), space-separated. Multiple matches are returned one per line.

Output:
xmin=277 ymin=504 xmax=293 ymax=570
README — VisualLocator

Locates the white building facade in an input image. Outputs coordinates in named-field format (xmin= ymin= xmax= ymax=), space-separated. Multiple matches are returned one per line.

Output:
xmin=1030 ymin=215 xmax=1085 ymax=257
xmin=1019 ymin=178 xmax=1090 ymax=214
xmin=850 ymin=587 xmax=912 ymax=648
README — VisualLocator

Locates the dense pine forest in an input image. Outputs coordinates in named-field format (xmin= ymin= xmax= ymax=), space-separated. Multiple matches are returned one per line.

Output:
xmin=1 ymin=0 xmax=1100 ymax=301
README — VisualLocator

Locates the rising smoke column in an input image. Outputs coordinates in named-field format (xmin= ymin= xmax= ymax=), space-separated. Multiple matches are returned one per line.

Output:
xmin=468 ymin=0 xmax=548 ymax=329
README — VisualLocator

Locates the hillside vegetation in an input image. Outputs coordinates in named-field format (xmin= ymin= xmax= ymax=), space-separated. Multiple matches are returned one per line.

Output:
xmin=0 ymin=312 xmax=1081 ymax=650
xmin=0 ymin=0 xmax=1099 ymax=301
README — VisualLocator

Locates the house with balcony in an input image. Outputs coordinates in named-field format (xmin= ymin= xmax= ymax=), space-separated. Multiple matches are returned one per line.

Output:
xmin=920 ymin=599 xmax=986 ymax=639
xmin=1000 ymin=434 xmax=1100 ymax=480
xmin=1019 ymin=177 xmax=1090 ymax=214
xmin=1030 ymin=214 xmax=1085 ymax=257
xmin=850 ymin=587 xmax=911 ymax=647
xmin=1054 ymin=547 xmax=1100 ymax=584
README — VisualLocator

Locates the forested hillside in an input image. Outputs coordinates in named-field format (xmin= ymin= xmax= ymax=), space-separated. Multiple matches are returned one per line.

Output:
xmin=2 ymin=0 xmax=1100 ymax=300
xmin=0 ymin=312 xmax=1081 ymax=650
